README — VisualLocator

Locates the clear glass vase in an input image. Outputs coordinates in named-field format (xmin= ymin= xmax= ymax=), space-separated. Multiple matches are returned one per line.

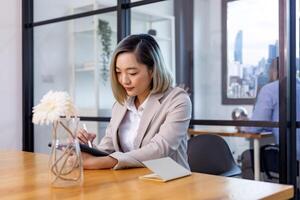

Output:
xmin=49 ymin=117 xmax=83 ymax=187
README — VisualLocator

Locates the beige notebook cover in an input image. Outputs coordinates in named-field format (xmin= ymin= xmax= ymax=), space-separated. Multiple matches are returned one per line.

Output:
xmin=139 ymin=157 xmax=192 ymax=182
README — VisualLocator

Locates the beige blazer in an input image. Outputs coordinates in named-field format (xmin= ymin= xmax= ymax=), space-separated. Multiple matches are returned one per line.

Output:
xmin=96 ymin=87 xmax=192 ymax=169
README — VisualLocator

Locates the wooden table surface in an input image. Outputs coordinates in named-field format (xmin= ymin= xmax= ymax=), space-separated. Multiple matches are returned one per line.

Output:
xmin=0 ymin=151 xmax=294 ymax=200
xmin=188 ymin=128 xmax=273 ymax=139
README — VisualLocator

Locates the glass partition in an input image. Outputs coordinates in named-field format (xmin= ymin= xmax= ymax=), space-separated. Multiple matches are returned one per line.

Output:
xmin=131 ymin=0 xmax=175 ymax=79
xmin=34 ymin=0 xmax=117 ymax=22
xmin=34 ymin=12 xmax=117 ymax=153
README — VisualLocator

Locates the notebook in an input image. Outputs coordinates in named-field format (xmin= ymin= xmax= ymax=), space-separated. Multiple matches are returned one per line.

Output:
xmin=139 ymin=157 xmax=192 ymax=182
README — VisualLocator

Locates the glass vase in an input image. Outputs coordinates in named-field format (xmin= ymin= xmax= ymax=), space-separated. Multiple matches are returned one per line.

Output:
xmin=49 ymin=117 xmax=83 ymax=187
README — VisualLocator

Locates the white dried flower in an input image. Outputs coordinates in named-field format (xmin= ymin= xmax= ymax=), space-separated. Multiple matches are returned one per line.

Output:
xmin=32 ymin=90 xmax=77 ymax=125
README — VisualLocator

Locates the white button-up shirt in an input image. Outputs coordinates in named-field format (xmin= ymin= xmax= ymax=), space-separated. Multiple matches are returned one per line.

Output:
xmin=118 ymin=96 xmax=149 ymax=152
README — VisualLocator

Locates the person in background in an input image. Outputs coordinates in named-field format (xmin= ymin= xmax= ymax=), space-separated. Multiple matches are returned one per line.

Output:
xmin=245 ymin=57 xmax=300 ymax=160
xmin=77 ymin=34 xmax=192 ymax=170
xmin=268 ymin=57 xmax=279 ymax=83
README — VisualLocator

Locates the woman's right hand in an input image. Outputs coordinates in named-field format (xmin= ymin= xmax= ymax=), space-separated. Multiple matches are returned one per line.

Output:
xmin=77 ymin=128 xmax=96 ymax=145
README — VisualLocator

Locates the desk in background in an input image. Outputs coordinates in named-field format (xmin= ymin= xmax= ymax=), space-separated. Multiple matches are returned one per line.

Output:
xmin=188 ymin=129 xmax=273 ymax=180
xmin=0 ymin=151 xmax=293 ymax=200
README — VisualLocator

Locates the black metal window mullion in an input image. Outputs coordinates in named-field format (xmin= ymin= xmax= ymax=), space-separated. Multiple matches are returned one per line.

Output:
xmin=79 ymin=116 xmax=279 ymax=128
xmin=22 ymin=0 xmax=34 ymax=152
xmin=174 ymin=0 xmax=194 ymax=116
xmin=128 ymin=0 xmax=167 ymax=8
xmin=32 ymin=6 xmax=118 ymax=27
xmin=117 ymin=0 xmax=130 ymax=42
xmin=279 ymin=0 xmax=288 ymax=184
xmin=190 ymin=120 xmax=278 ymax=127
xmin=288 ymin=0 xmax=297 ymax=196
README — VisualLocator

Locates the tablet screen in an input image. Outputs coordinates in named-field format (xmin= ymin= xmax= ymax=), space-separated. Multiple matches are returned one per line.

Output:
xmin=79 ymin=144 xmax=109 ymax=157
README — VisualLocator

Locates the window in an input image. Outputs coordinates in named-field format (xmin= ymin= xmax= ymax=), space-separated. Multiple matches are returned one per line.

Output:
xmin=222 ymin=0 xmax=278 ymax=105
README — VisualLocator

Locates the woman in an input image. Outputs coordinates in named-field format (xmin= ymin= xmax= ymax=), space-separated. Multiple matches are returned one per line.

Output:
xmin=77 ymin=34 xmax=191 ymax=170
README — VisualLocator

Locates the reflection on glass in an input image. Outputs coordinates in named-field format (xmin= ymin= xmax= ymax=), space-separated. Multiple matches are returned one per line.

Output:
xmin=130 ymin=0 xmax=175 ymax=79
xmin=34 ymin=0 xmax=117 ymax=22
xmin=227 ymin=0 xmax=278 ymax=99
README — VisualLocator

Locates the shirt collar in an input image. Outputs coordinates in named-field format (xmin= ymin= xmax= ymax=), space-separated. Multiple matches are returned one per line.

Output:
xmin=125 ymin=95 xmax=150 ymax=112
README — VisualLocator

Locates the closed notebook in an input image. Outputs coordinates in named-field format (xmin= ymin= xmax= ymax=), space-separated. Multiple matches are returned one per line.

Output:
xmin=139 ymin=157 xmax=192 ymax=182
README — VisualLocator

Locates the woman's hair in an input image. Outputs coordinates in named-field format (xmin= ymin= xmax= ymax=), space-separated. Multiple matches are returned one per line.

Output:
xmin=110 ymin=34 xmax=173 ymax=104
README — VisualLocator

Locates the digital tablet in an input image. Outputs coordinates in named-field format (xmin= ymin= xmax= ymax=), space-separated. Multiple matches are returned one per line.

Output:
xmin=79 ymin=143 xmax=109 ymax=157
xmin=48 ymin=142 xmax=109 ymax=157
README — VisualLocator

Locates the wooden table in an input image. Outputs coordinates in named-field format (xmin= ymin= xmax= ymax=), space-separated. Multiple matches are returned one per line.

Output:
xmin=0 ymin=151 xmax=293 ymax=200
xmin=188 ymin=129 xmax=273 ymax=180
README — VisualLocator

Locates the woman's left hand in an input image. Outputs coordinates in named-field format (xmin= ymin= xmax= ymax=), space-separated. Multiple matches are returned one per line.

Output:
xmin=81 ymin=152 xmax=118 ymax=169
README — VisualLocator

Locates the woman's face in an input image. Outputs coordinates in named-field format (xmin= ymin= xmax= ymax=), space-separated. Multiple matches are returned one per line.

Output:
xmin=115 ymin=52 xmax=153 ymax=100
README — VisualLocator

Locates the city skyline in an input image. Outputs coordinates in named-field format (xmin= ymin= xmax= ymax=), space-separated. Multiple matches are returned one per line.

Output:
xmin=227 ymin=29 xmax=279 ymax=99
xmin=227 ymin=0 xmax=278 ymax=65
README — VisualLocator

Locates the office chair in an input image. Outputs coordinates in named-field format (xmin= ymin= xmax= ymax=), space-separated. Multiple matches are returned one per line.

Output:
xmin=187 ymin=134 xmax=241 ymax=177
xmin=260 ymin=144 xmax=299 ymax=180
xmin=241 ymin=144 xmax=299 ymax=180
xmin=260 ymin=144 xmax=280 ymax=180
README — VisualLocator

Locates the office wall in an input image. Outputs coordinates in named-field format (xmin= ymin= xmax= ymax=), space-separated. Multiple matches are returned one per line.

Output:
xmin=0 ymin=0 xmax=22 ymax=150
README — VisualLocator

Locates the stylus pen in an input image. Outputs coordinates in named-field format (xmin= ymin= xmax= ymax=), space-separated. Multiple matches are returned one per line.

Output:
xmin=83 ymin=123 xmax=92 ymax=148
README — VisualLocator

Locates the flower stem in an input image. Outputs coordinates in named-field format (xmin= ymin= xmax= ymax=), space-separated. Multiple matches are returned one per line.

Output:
xmin=59 ymin=120 xmax=75 ymax=139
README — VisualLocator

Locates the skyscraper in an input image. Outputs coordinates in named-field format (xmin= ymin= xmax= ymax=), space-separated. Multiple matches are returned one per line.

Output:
xmin=268 ymin=44 xmax=276 ymax=62
xmin=267 ymin=40 xmax=279 ymax=63
xmin=234 ymin=30 xmax=243 ymax=64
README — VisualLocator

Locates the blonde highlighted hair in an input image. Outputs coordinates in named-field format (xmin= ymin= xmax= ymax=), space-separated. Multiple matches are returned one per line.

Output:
xmin=110 ymin=34 xmax=173 ymax=104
